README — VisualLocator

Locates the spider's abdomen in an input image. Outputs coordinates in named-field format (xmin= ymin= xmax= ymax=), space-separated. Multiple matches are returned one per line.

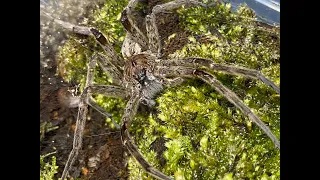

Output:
xmin=140 ymin=74 xmax=163 ymax=107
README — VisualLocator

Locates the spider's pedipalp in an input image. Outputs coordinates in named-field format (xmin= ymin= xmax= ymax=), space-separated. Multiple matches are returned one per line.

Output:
xmin=160 ymin=58 xmax=280 ymax=94
xmin=121 ymin=0 xmax=149 ymax=51
xmin=153 ymin=65 xmax=280 ymax=149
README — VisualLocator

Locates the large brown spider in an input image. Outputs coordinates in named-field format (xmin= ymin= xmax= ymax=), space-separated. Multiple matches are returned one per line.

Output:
xmin=41 ymin=0 xmax=280 ymax=179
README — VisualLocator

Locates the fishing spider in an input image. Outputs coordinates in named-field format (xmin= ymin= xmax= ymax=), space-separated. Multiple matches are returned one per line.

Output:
xmin=41 ymin=0 xmax=280 ymax=179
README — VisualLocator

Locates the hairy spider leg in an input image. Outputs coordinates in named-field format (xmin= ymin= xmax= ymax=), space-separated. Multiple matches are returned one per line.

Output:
xmin=153 ymin=65 xmax=280 ymax=149
xmin=161 ymin=58 xmax=280 ymax=94
xmin=145 ymin=14 xmax=161 ymax=56
xmin=146 ymin=0 xmax=209 ymax=57
xmin=87 ymin=84 xmax=128 ymax=129
xmin=41 ymin=11 xmax=128 ymax=125
xmin=41 ymin=1 xmax=280 ymax=179
xmin=121 ymin=0 xmax=149 ymax=51
xmin=61 ymin=54 xmax=96 ymax=179
xmin=88 ymin=85 xmax=127 ymax=98
xmin=40 ymin=10 xmax=125 ymax=70
xmin=120 ymin=88 xmax=173 ymax=180
xmin=60 ymin=53 xmax=128 ymax=179
xmin=94 ymin=53 xmax=124 ymax=85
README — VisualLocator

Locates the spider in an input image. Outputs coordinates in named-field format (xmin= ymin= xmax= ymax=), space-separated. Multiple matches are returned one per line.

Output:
xmin=41 ymin=0 xmax=280 ymax=179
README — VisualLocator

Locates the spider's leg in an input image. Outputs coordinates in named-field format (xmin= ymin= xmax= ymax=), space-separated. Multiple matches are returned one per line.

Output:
xmin=89 ymin=85 xmax=127 ymax=98
xmin=61 ymin=53 xmax=96 ymax=180
xmin=121 ymin=91 xmax=173 ymax=180
xmin=145 ymin=13 xmax=161 ymax=56
xmin=146 ymin=0 xmax=210 ymax=57
xmin=88 ymin=99 xmax=120 ymax=129
xmin=61 ymin=54 xmax=126 ymax=178
xmin=161 ymin=58 xmax=280 ymax=94
xmin=95 ymin=53 xmax=123 ymax=86
xmin=121 ymin=0 xmax=149 ymax=51
xmin=40 ymin=10 xmax=125 ymax=68
xmin=87 ymin=85 xmax=128 ymax=129
xmin=154 ymin=66 xmax=280 ymax=149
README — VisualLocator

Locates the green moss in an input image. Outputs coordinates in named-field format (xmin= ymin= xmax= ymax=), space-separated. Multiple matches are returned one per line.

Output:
xmin=55 ymin=0 xmax=279 ymax=179
xmin=129 ymin=2 xmax=279 ymax=180
xmin=56 ymin=0 xmax=128 ymax=124
xmin=40 ymin=152 xmax=59 ymax=180
xmin=57 ymin=0 xmax=128 ymax=84
xmin=40 ymin=122 xmax=59 ymax=141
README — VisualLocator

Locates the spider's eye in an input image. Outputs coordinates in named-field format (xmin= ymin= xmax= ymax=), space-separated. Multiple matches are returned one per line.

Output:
xmin=136 ymin=69 xmax=147 ymax=84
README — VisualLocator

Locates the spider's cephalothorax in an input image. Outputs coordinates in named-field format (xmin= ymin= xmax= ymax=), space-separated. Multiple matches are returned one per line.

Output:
xmin=125 ymin=53 xmax=163 ymax=107
xmin=41 ymin=0 xmax=280 ymax=179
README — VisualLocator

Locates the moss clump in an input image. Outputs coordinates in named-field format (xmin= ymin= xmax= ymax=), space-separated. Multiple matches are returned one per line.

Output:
xmin=56 ymin=0 xmax=128 ymax=126
xmin=129 ymin=1 xmax=279 ymax=180
xmin=40 ymin=152 xmax=59 ymax=180
xmin=55 ymin=0 xmax=279 ymax=179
